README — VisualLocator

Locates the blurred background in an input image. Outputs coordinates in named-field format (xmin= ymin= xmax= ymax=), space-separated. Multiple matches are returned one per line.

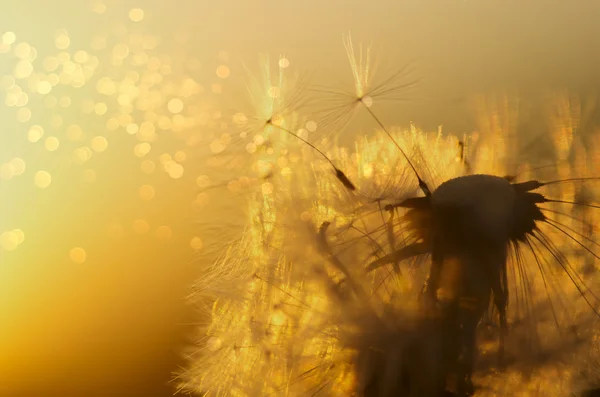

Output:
xmin=1 ymin=0 xmax=600 ymax=396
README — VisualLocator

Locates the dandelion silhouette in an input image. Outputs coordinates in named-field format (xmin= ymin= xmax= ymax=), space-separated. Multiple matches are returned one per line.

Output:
xmin=180 ymin=35 xmax=600 ymax=397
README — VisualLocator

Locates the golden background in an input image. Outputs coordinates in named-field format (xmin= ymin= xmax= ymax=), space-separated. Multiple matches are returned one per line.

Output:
xmin=1 ymin=1 xmax=600 ymax=396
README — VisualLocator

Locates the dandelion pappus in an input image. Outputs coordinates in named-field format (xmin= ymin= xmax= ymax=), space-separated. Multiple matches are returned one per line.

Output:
xmin=180 ymin=34 xmax=600 ymax=397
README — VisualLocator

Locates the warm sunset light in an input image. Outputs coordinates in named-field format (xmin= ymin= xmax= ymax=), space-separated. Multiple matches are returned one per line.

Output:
xmin=2 ymin=2 xmax=600 ymax=397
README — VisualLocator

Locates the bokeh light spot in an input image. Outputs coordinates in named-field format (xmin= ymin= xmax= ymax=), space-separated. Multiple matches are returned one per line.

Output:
xmin=233 ymin=112 xmax=248 ymax=125
xmin=190 ymin=236 xmax=203 ymax=251
xmin=34 ymin=170 xmax=52 ymax=188
xmin=270 ymin=311 xmax=286 ymax=326
xmin=140 ymin=160 xmax=155 ymax=174
xmin=38 ymin=81 xmax=52 ymax=94
xmin=59 ymin=96 xmax=71 ymax=108
xmin=167 ymin=163 xmax=184 ymax=179
xmin=155 ymin=226 xmax=172 ymax=241
xmin=69 ymin=247 xmax=87 ymax=264
xmin=12 ymin=229 xmax=25 ymax=244
xmin=112 ymin=43 xmax=130 ymax=60
xmin=92 ymin=0 xmax=107 ymax=14
xmin=0 ymin=231 xmax=19 ymax=251
xmin=253 ymin=134 xmax=265 ymax=145
xmin=246 ymin=143 xmax=257 ymax=153
xmin=167 ymin=98 xmax=184 ymax=114
xmin=14 ymin=42 xmax=31 ymax=59
xmin=279 ymin=57 xmax=290 ymax=68
xmin=28 ymin=125 xmax=44 ymax=143
xmin=45 ymin=137 xmax=60 ymax=151
xmin=2 ymin=32 xmax=16 ymax=45
xmin=194 ymin=192 xmax=210 ymax=207
xmin=216 ymin=65 xmax=230 ymax=79
xmin=82 ymin=169 xmax=96 ymax=183
xmin=174 ymin=150 xmax=186 ymax=162
xmin=196 ymin=175 xmax=210 ymax=189
xmin=9 ymin=158 xmax=25 ymax=175
xmin=66 ymin=125 xmax=84 ymax=141
xmin=133 ymin=219 xmax=150 ymax=234
xmin=106 ymin=118 xmax=119 ymax=130
xmin=139 ymin=184 xmax=155 ymax=201
xmin=14 ymin=60 xmax=33 ymax=79
xmin=42 ymin=56 xmax=59 ymax=72
xmin=210 ymin=140 xmax=225 ymax=154
xmin=129 ymin=8 xmax=145 ymax=22
xmin=73 ymin=147 xmax=93 ymax=164
xmin=91 ymin=136 xmax=108 ymax=152
xmin=126 ymin=123 xmax=139 ymax=135
xmin=160 ymin=153 xmax=171 ymax=164
xmin=138 ymin=122 xmax=155 ymax=140
xmin=206 ymin=337 xmax=222 ymax=351
xmin=16 ymin=93 xmax=29 ymax=107
xmin=281 ymin=167 xmax=292 ymax=177
xmin=134 ymin=142 xmax=152 ymax=157
xmin=54 ymin=31 xmax=71 ymax=50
